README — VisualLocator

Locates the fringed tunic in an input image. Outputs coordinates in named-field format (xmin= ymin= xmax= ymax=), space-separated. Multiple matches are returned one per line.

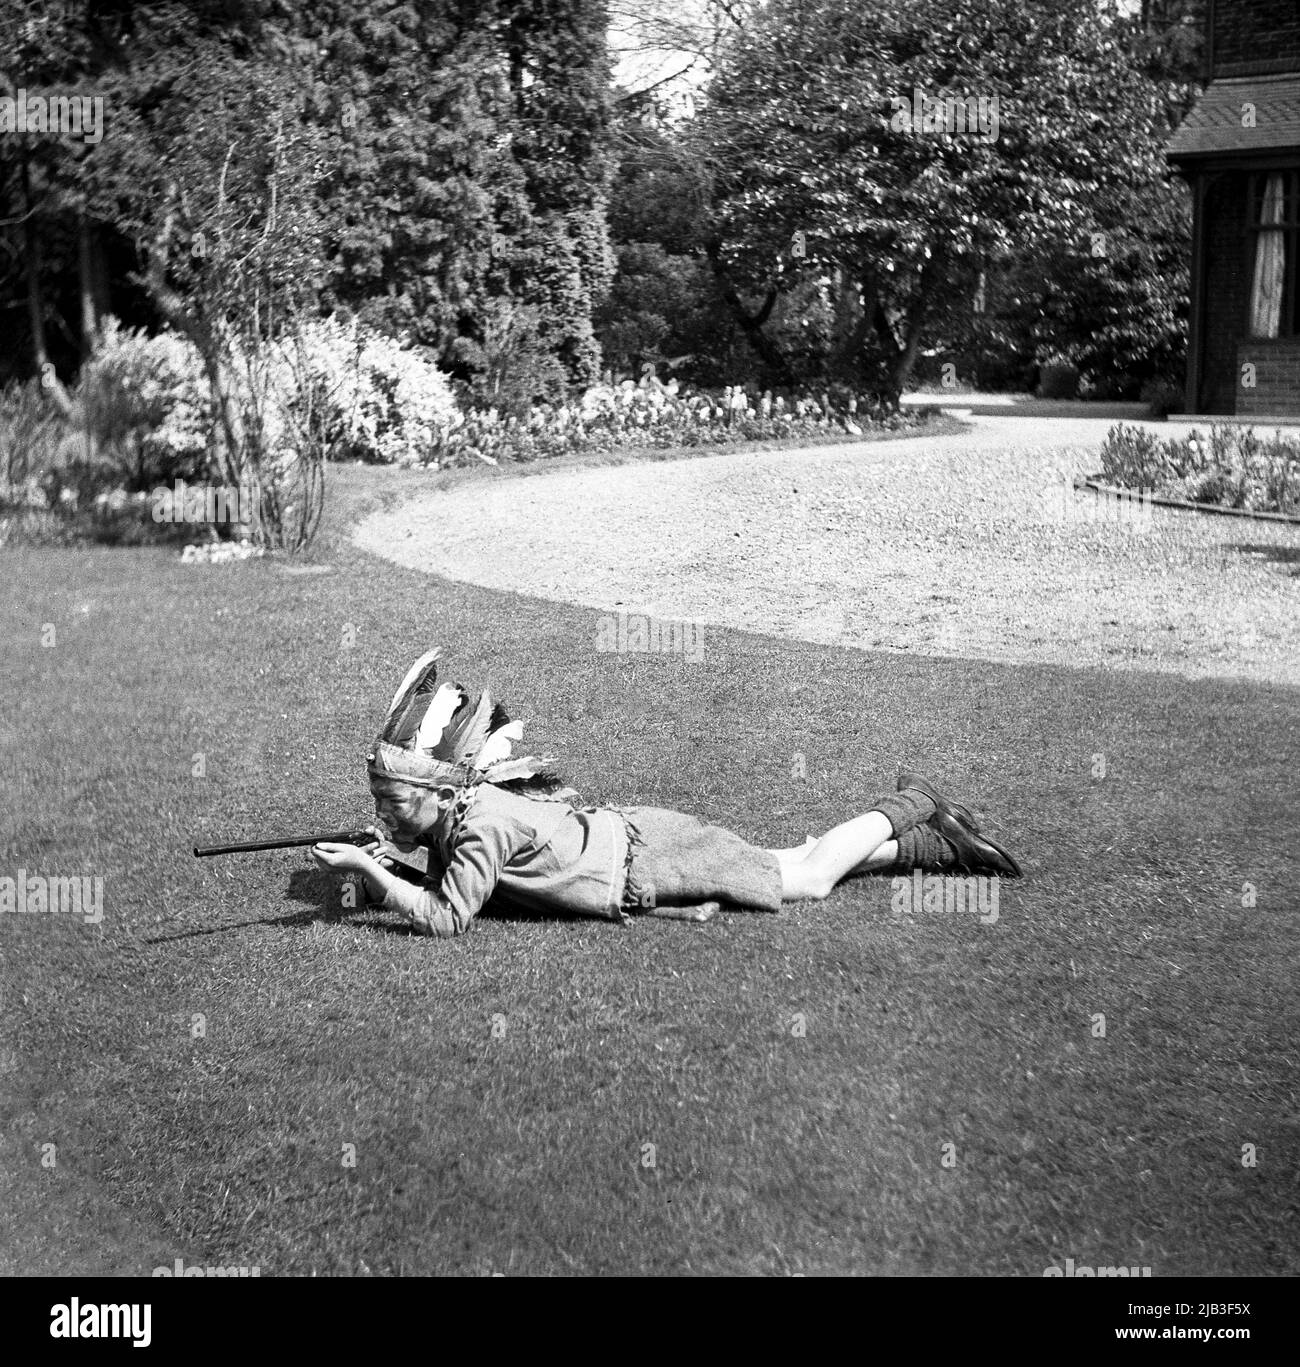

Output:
xmin=379 ymin=784 xmax=783 ymax=937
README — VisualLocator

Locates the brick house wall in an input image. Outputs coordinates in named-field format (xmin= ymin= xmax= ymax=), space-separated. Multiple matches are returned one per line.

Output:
xmin=1213 ymin=0 xmax=1300 ymax=73
xmin=1236 ymin=341 xmax=1300 ymax=414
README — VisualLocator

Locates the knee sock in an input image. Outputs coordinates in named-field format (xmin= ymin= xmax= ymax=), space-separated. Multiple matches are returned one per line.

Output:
xmin=893 ymin=823 xmax=957 ymax=872
xmin=870 ymin=786 xmax=938 ymax=839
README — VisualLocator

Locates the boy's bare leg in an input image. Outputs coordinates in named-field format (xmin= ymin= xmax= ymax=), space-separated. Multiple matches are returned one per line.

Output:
xmin=771 ymin=811 xmax=898 ymax=901
xmin=847 ymin=841 xmax=898 ymax=874
xmin=767 ymin=781 xmax=975 ymax=900
xmin=770 ymin=838 xmax=897 ymax=873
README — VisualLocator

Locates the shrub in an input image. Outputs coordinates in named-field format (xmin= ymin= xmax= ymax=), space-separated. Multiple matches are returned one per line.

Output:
xmin=0 ymin=373 xmax=144 ymax=542
xmin=593 ymin=242 xmax=746 ymax=390
xmin=1038 ymin=356 xmax=1080 ymax=400
xmin=466 ymin=299 xmax=571 ymax=420
xmin=1140 ymin=376 xmax=1184 ymax=419
xmin=80 ymin=315 xmax=459 ymax=478
xmin=0 ymin=379 xmax=73 ymax=489
xmin=358 ymin=327 xmax=459 ymax=462
xmin=2 ymin=315 xmax=462 ymax=548
xmin=78 ymin=317 xmax=216 ymax=489
xmin=957 ymin=342 xmax=1036 ymax=395
xmin=1099 ymin=423 xmax=1167 ymax=487
xmin=273 ymin=316 xmax=459 ymax=464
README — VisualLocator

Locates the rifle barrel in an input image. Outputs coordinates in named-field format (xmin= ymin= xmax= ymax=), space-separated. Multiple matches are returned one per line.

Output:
xmin=193 ymin=830 xmax=371 ymax=857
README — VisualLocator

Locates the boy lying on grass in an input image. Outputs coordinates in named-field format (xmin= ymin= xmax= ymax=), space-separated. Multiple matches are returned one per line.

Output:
xmin=311 ymin=648 xmax=1022 ymax=936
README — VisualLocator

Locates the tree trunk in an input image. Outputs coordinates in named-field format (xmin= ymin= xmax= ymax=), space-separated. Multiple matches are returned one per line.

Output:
xmin=77 ymin=211 xmax=102 ymax=361
xmin=886 ymin=247 xmax=948 ymax=404
xmin=829 ymin=269 xmax=876 ymax=380
xmin=22 ymin=162 xmax=49 ymax=378
xmin=21 ymin=158 xmax=73 ymax=417
xmin=890 ymin=324 xmax=926 ymax=400
xmin=705 ymin=236 xmax=793 ymax=387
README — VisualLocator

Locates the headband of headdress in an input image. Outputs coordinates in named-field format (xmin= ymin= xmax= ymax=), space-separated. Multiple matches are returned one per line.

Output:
xmin=366 ymin=648 xmax=551 ymax=790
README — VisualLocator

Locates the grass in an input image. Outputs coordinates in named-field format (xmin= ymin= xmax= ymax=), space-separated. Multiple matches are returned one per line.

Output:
xmin=1 ymin=446 xmax=1297 ymax=1277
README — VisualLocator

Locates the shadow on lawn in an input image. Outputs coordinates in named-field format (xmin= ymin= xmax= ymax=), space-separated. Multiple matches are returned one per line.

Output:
xmin=145 ymin=870 xmax=418 ymax=944
xmin=1229 ymin=541 xmax=1300 ymax=575
xmin=146 ymin=869 xmax=587 ymax=944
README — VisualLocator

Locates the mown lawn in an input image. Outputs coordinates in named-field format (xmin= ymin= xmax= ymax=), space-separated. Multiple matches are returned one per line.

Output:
xmin=1 ymin=452 xmax=1297 ymax=1276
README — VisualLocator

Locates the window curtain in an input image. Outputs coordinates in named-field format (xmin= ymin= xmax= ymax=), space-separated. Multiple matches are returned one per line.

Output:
xmin=1250 ymin=174 xmax=1287 ymax=338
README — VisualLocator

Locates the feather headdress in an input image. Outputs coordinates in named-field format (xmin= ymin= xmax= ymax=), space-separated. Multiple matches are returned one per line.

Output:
xmin=367 ymin=648 xmax=551 ymax=789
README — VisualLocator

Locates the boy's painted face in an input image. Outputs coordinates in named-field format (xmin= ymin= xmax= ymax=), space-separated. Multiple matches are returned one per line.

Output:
xmin=370 ymin=779 xmax=457 ymax=849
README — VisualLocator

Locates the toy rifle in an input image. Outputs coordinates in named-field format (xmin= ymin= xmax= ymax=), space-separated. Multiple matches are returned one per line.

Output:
xmin=193 ymin=830 xmax=375 ymax=857
xmin=193 ymin=830 xmax=428 ymax=884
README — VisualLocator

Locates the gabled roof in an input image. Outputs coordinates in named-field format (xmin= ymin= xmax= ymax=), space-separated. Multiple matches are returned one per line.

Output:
xmin=1167 ymin=75 xmax=1300 ymax=160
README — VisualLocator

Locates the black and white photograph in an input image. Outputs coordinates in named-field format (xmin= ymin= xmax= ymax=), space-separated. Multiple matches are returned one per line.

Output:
xmin=0 ymin=0 xmax=1294 ymax=1319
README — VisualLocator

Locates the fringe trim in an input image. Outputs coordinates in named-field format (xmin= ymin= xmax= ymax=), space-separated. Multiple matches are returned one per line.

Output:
xmin=611 ymin=806 xmax=642 ymax=925
xmin=433 ymin=783 xmax=479 ymax=861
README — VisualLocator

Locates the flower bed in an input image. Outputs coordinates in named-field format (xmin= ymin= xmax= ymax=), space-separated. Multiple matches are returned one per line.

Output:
xmin=432 ymin=380 xmax=908 ymax=468
xmin=1098 ymin=423 xmax=1300 ymax=517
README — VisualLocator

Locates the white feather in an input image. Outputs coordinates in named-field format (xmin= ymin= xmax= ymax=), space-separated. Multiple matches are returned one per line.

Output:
xmin=383 ymin=647 xmax=440 ymax=727
xmin=474 ymin=719 xmax=523 ymax=769
xmin=413 ymin=683 xmax=464 ymax=751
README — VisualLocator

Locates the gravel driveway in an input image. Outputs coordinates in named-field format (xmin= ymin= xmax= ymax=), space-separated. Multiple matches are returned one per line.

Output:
xmin=355 ymin=413 xmax=1300 ymax=687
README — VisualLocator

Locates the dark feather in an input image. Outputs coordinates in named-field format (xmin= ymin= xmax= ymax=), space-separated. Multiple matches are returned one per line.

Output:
xmin=494 ymin=767 xmax=570 ymax=798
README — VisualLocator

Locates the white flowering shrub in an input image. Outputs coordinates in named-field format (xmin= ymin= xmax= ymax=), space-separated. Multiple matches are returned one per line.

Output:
xmin=272 ymin=316 xmax=459 ymax=465
xmin=77 ymin=314 xmax=459 ymax=482
xmin=361 ymin=326 xmax=460 ymax=463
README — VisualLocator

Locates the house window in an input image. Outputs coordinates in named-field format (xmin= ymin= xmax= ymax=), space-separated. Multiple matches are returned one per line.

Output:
xmin=1249 ymin=172 xmax=1300 ymax=338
